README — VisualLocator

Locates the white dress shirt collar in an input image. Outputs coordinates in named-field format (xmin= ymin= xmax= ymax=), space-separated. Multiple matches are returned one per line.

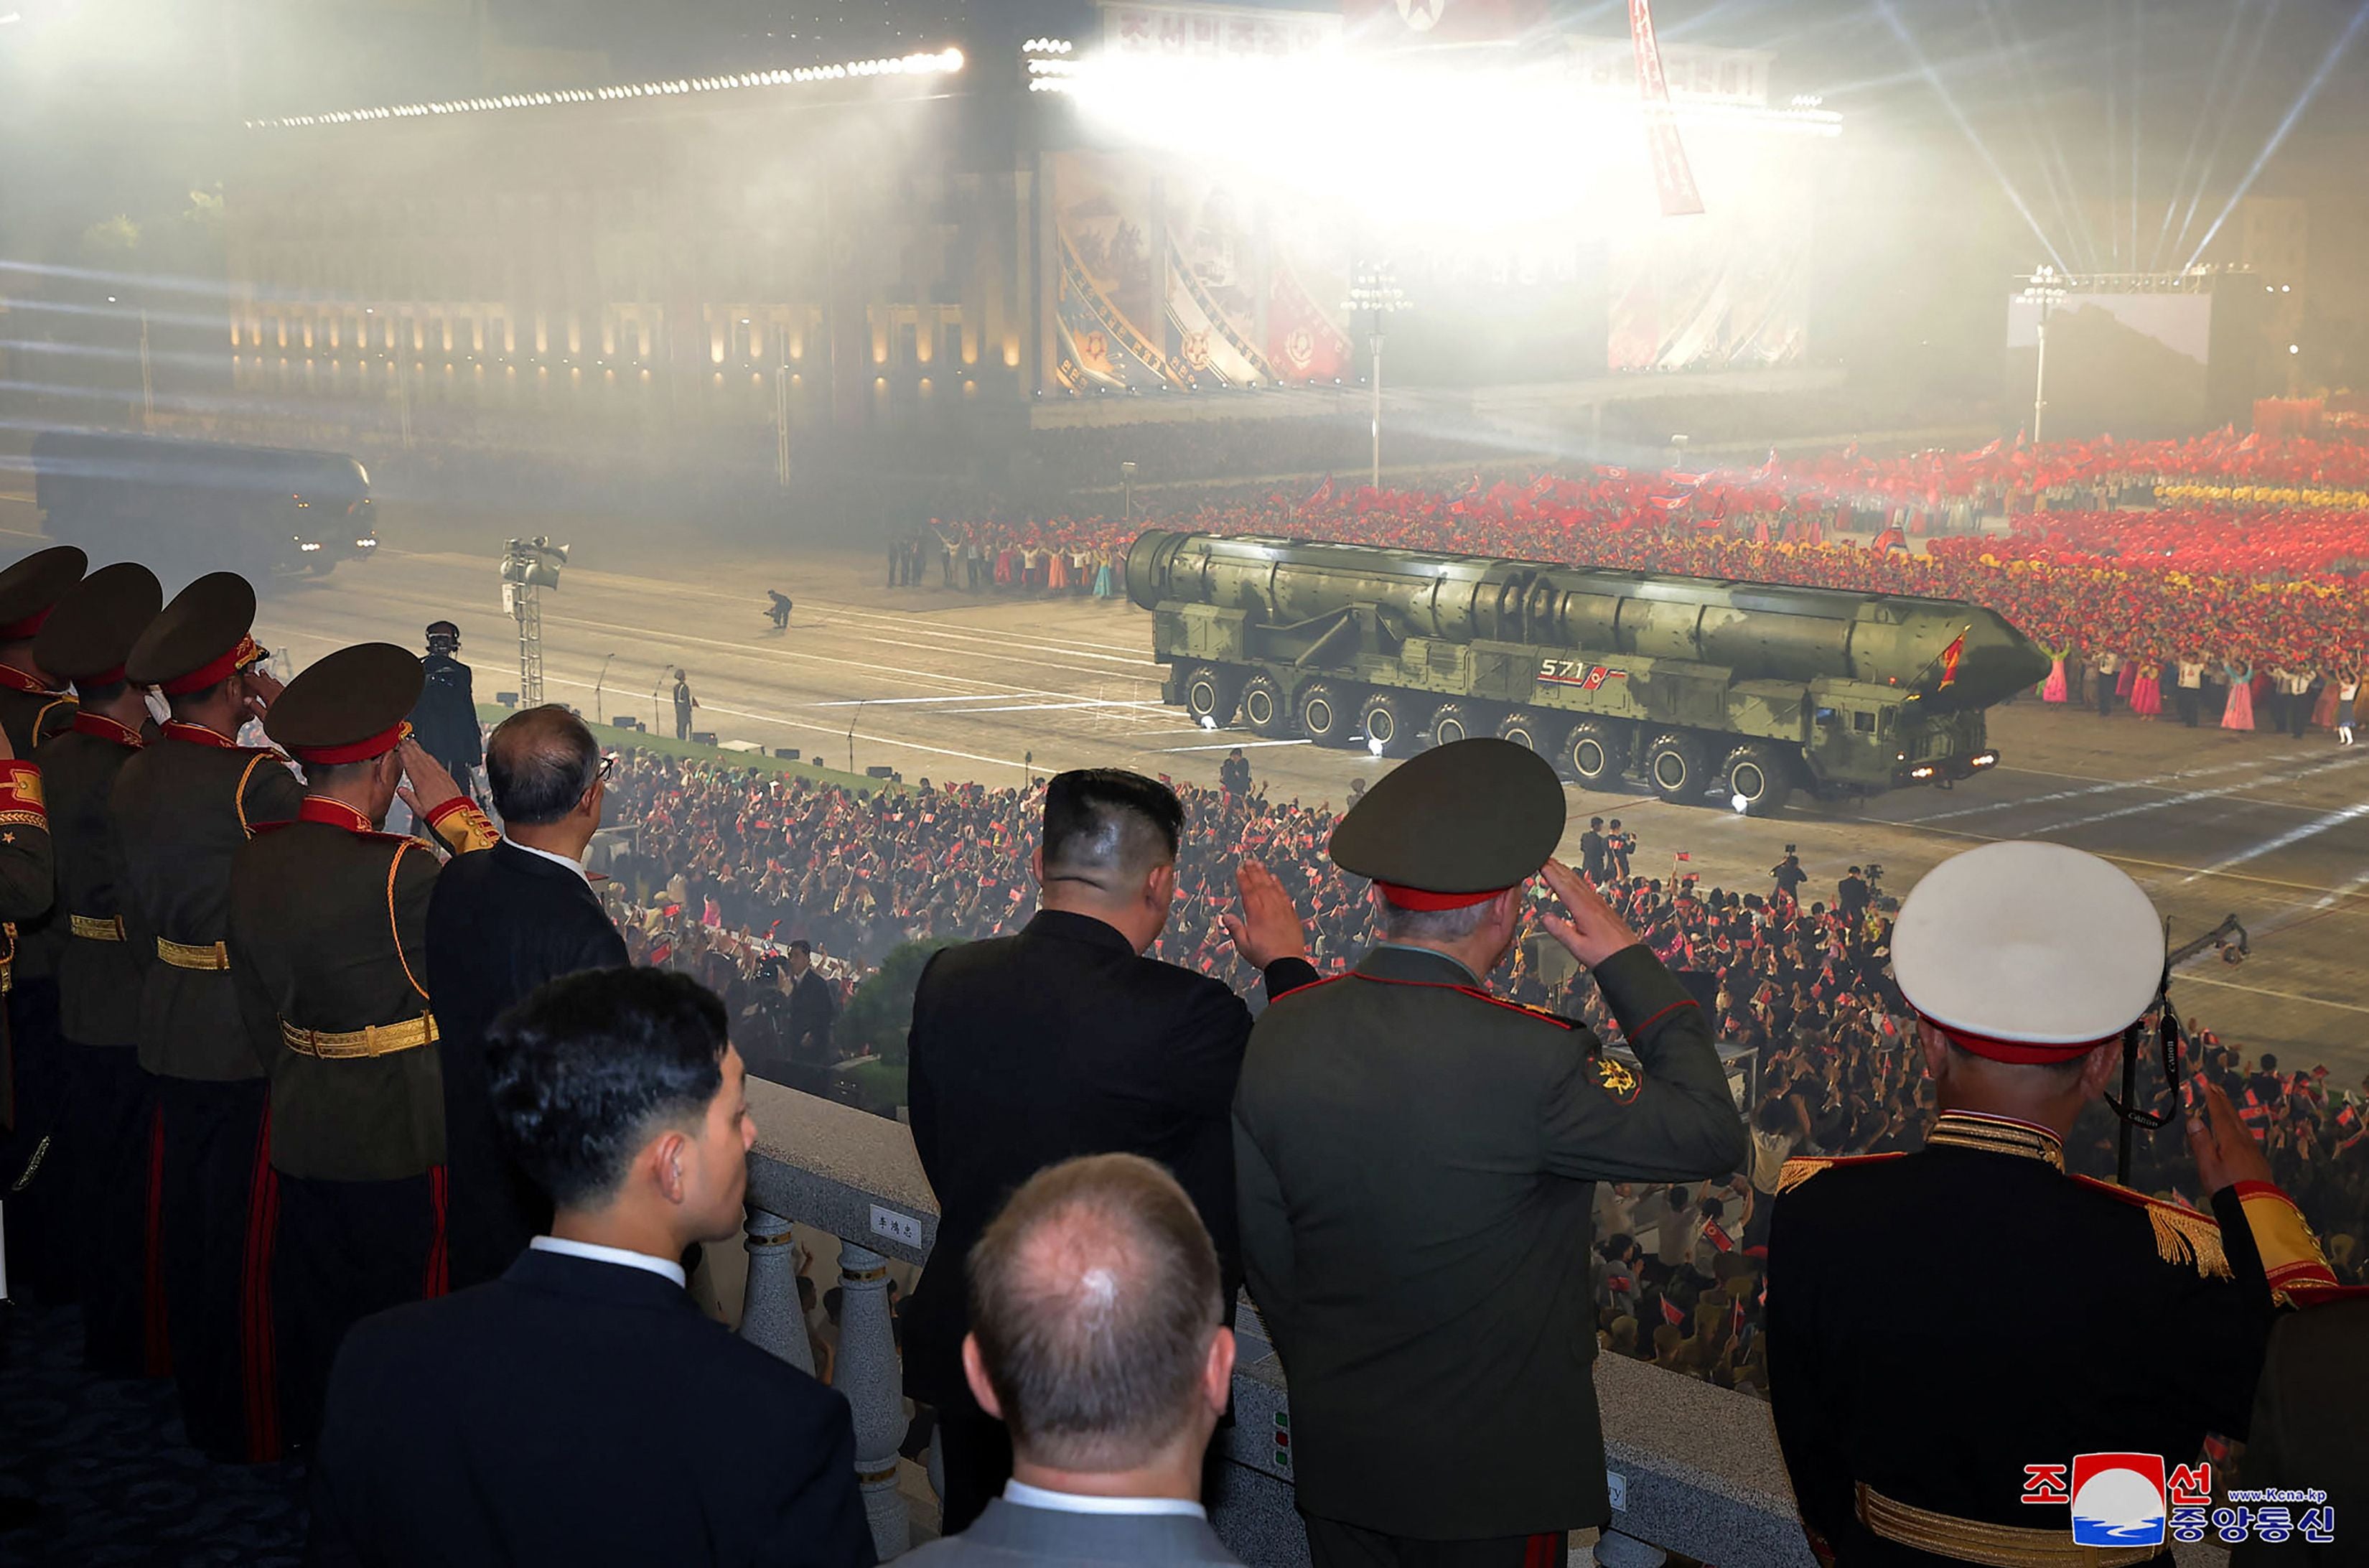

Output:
xmin=507 ymin=837 xmax=591 ymax=885
xmin=528 ymin=1235 xmax=686 ymax=1287
xmin=1003 ymin=1480 xmax=1206 ymax=1518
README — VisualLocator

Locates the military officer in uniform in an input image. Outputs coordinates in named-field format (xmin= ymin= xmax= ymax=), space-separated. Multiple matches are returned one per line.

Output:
xmin=0 ymin=720 xmax=60 ymax=1265
xmin=32 ymin=562 xmax=164 ymax=1376
xmin=1233 ymin=738 xmax=1751 ymax=1567
xmin=1768 ymin=841 xmax=2342 ymax=1567
xmin=113 ymin=571 xmax=303 ymax=1462
xmin=0 ymin=544 xmax=88 ymax=1299
xmin=228 ymin=642 xmax=498 ymax=1449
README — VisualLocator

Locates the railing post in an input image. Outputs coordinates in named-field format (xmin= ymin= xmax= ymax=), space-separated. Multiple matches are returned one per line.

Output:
xmin=1596 ymin=1529 xmax=1668 ymax=1568
xmin=739 ymin=1204 xmax=813 ymax=1376
xmin=837 ymin=1236 xmax=911 ymax=1558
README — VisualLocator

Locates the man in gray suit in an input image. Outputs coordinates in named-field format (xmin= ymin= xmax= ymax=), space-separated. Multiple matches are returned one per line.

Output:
xmin=905 ymin=1153 xmax=1243 ymax=1567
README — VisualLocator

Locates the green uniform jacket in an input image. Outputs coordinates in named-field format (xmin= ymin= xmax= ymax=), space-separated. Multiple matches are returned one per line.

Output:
xmin=0 ymin=679 xmax=77 ymax=984
xmin=0 ymin=757 xmax=55 ymax=1127
xmin=38 ymin=718 xmax=149 ymax=1047
xmin=1233 ymin=941 xmax=1749 ymax=1541
xmin=2232 ymin=1294 xmax=2369 ymax=1567
xmin=228 ymin=816 xmax=450 ymax=1182
xmin=111 ymin=727 xmax=306 ymax=1081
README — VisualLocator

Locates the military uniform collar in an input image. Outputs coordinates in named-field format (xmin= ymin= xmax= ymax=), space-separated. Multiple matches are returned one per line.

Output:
xmin=296 ymin=795 xmax=376 ymax=834
xmin=1357 ymin=943 xmax=1485 ymax=986
xmin=162 ymin=719 xmax=239 ymax=749
xmin=71 ymin=710 xmax=145 ymax=748
xmin=1927 ymin=1110 xmax=2065 ymax=1171
xmin=0 ymin=662 xmax=65 ymax=698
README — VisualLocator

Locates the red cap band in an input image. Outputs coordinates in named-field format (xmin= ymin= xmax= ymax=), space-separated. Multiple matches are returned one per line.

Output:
xmin=290 ymin=719 xmax=411 ymax=767
xmin=1376 ymin=882 xmax=1509 ymax=912
xmin=159 ymin=635 xmax=265 ymax=697
xmin=0 ymin=606 xmax=55 ymax=640
xmin=1912 ymin=1007 xmax=2123 ymax=1065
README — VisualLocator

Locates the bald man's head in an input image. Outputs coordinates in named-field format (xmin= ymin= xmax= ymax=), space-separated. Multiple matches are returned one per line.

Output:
xmin=487 ymin=704 xmax=601 ymax=825
xmin=966 ymin=1154 xmax=1224 ymax=1473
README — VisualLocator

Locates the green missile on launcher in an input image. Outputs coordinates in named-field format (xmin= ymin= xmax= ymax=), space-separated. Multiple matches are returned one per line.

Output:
xmin=1126 ymin=530 xmax=2050 ymax=815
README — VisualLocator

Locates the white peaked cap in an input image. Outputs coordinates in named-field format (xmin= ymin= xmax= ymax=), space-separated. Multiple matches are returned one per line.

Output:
xmin=1891 ymin=841 xmax=2164 ymax=1062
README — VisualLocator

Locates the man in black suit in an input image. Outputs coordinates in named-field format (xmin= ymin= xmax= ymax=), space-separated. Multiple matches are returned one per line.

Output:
xmin=427 ymin=705 xmax=628 ymax=1290
xmin=306 ymin=966 xmax=872 ymax=1568
xmin=903 ymin=1154 xmax=1244 ymax=1567
xmin=904 ymin=767 xmax=1318 ymax=1534
xmin=782 ymin=939 xmax=838 ymax=1063
xmin=1579 ymin=816 xmax=1609 ymax=882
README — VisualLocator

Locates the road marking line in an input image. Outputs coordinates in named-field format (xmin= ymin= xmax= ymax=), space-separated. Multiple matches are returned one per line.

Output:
xmin=2181 ymin=801 xmax=2369 ymax=882
xmin=2173 ymin=973 xmax=2369 ymax=1017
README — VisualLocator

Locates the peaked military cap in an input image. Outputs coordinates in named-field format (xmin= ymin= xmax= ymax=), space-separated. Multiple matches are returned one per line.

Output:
xmin=34 ymin=563 xmax=164 ymax=684
xmin=1891 ymin=841 xmax=2163 ymax=1063
xmin=126 ymin=571 xmax=268 ymax=695
xmin=0 ymin=545 xmax=89 ymax=640
xmin=1329 ymin=737 xmax=1566 ymax=909
xmin=265 ymin=642 xmax=423 ymax=766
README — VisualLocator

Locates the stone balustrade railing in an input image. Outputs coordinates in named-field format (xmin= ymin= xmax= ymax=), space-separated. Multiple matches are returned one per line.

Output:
xmin=736 ymin=1077 xmax=1917 ymax=1567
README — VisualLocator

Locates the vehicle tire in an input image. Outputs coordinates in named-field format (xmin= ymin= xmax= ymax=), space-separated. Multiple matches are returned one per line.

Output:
xmin=1643 ymin=730 xmax=1711 ymax=805
xmin=1299 ymin=680 xmax=1358 ymax=748
xmin=1180 ymin=664 xmax=1238 ymax=728
xmin=1240 ymin=673 xmax=1294 ymax=738
xmin=1427 ymin=701 xmax=1478 ymax=747
xmin=1495 ymin=708 xmax=1551 ymax=752
xmin=1564 ymin=718 xmax=1626 ymax=790
xmin=1720 ymin=742 xmax=1795 ymax=816
xmin=1360 ymin=691 xmax=1416 ymax=757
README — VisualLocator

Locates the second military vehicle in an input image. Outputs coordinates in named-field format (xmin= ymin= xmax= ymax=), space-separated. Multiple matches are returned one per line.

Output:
xmin=1127 ymin=530 xmax=2048 ymax=814
xmin=32 ymin=430 xmax=379 ymax=583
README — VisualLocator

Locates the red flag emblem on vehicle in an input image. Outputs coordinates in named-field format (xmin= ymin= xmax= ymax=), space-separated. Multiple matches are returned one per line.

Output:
xmin=1582 ymin=665 xmax=1609 ymax=691
xmin=1938 ymin=631 xmax=1967 ymax=689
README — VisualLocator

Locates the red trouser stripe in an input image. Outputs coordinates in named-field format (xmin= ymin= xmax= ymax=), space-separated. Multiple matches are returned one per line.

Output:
xmin=424 ymin=1165 xmax=449 ymax=1299
xmin=142 ymin=1105 xmax=172 ymax=1377
xmin=238 ymin=1106 xmax=281 ymax=1464
xmin=1521 ymin=1534 xmax=1561 ymax=1568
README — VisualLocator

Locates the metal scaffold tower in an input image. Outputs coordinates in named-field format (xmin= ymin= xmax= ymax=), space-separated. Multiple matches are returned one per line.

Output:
xmin=500 ymin=536 xmax=569 ymax=705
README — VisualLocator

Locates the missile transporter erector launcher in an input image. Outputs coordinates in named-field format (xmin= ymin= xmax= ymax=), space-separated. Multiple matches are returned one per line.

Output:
xmin=1126 ymin=531 xmax=2050 ymax=814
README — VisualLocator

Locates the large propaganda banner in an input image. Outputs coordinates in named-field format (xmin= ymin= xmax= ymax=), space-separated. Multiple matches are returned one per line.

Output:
xmin=1046 ymin=149 xmax=1355 ymax=393
xmin=1604 ymin=171 xmax=1811 ymax=370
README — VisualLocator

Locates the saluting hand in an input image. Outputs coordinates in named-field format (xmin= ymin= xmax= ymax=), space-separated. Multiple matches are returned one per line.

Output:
xmin=1222 ymin=860 xmax=1309 ymax=970
xmin=240 ymin=668 xmax=284 ymax=726
xmin=395 ymin=737 xmax=466 ymax=819
xmin=1538 ymin=858 xmax=1642 ymax=969
xmin=2186 ymin=1081 xmax=2273 ymax=1194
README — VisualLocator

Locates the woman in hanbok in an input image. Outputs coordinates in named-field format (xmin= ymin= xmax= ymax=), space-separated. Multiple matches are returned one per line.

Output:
xmin=2039 ymin=645 xmax=2070 ymax=703
xmin=1093 ymin=549 xmax=1115 ymax=599
xmin=2220 ymin=662 xmax=2256 ymax=731
xmin=2130 ymin=655 xmax=2163 ymax=719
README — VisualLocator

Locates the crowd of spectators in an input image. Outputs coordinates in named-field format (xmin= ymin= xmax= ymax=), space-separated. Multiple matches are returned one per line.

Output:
xmin=580 ymin=747 xmax=2369 ymax=1401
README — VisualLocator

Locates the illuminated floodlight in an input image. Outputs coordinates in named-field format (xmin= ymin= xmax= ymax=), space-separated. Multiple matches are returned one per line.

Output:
xmin=244 ymin=46 xmax=963 ymax=129
xmin=1199 ymin=714 xmax=1217 ymax=732
xmin=1731 ymin=793 xmax=1749 ymax=814
xmin=1368 ymin=735 xmax=1385 ymax=757
xmin=1042 ymin=46 xmax=1835 ymax=248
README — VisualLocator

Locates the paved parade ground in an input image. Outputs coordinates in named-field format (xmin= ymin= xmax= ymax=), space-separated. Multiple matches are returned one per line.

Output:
xmin=7 ymin=491 xmax=2365 ymax=1081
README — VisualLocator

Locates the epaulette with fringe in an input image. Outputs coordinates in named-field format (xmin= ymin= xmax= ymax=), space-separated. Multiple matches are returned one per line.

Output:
xmin=1775 ymin=1151 xmax=1905 ymax=1195
xmin=2069 ymin=1173 xmax=2232 ymax=1282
